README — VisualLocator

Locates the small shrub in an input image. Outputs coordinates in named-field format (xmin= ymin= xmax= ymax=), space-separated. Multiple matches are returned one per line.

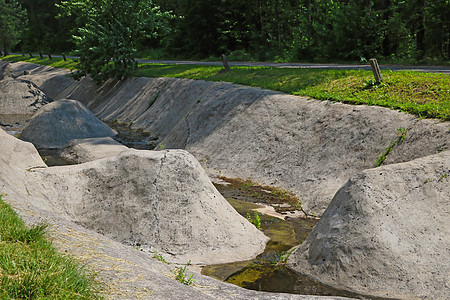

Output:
xmin=375 ymin=127 xmax=407 ymax=167
xmin=246 ymin=212 xmax=262 ymax=230
xmin=152 ymin=252 xmax=168 ymax=264
xmin=438 ymin=173 xmax=448 ymax=182
xmin=272 ymin=248 xmax=295 ymax=267
xmin=172 ymin=261 xmax=195 ymax=286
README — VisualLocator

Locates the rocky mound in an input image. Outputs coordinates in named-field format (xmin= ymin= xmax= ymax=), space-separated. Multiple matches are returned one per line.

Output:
xmin=1 ymin=129 xmax=268 ymax=264
xmin=59 ymin=137 xmax=128 ymax=164
xmin=0 ymin=129 xmax=47 ymax=192
xmin=19 ymin=99 xmax=116 ymax=149
xmin=287 ymin=151 xmax=450 ymax=299
xmin=0 ymin=77 xmax=51 ymax=118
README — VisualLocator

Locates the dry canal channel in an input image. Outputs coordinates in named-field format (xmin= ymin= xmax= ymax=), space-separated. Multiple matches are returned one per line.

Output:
xmin=30 ymin=121 xmax=383 ymax=299
xmin=0 ymin=116 xmax=390 ymax=299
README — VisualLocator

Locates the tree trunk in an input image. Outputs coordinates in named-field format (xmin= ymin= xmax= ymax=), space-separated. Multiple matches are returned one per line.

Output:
xmin=258 ymin=0 xmax=264 ymax=36
xmin=274 ymin=0 xmax=281 ymax=49
xmin=2 ymin=37 xmax=7 ymax=56
xmin=381 ymin=0 xmax=392 ymax=56
xmin=416 ymin=0 xmax=426 ymax=59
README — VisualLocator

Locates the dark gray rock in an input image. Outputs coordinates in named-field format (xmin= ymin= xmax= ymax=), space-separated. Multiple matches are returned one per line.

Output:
xmin=20 ymin=99 xmax=116 ymax=149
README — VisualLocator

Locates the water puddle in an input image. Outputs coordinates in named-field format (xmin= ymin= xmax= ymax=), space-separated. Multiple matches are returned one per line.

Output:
xmin=202 ymin=179 xmax=365 ymax=298
xmin=105 ymin=121 xmax=158 ymax=150
xmin=0 ymin=113 xmax=31 ymax=136
xmin=37 ymin=149 xmax=73 ymax=167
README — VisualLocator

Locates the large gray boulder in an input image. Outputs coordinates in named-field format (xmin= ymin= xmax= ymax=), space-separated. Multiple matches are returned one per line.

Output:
xmin=20 ymin=99 xmax=116 ymax=149
xmin=58 ymin=137 xmax=128 ymax=164
xmin=288 ymin=151 xmax=450 ymax=299
xmin=0 ymin=129 xmax=46 ymax=193
xmin=0 ymin=129 xmax=268 ymax=264
xmin=28 ymin=149 xmax=268 ymax=264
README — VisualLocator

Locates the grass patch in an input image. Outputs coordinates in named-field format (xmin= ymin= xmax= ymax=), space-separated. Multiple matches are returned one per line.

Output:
xmin=2 ymin=55 xmax=449 ymax=120
xmin=246 ymin=212 xmax=262 ymax=230
xmin=2 ymin=55 xmax=79 ymax=70
xmin=0 ymin=194 xmax=102 ymax=299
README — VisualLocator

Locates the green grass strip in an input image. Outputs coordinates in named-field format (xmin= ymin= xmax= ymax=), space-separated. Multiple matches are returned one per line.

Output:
xmin=3 ymin=55 xmax=449 ymax=120
xmin=0 ymin=194 xmax=102 ymax=299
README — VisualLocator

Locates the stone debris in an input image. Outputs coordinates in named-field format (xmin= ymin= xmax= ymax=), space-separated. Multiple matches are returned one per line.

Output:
xmin=0 ymin=77 xmax=51 ymax=118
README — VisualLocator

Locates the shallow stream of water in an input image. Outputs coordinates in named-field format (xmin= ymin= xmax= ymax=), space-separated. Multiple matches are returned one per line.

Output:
xmin=202 ymin=183 xmax=363 ymax=299
xmin=105 ymin=121 xmax=158 ymax=150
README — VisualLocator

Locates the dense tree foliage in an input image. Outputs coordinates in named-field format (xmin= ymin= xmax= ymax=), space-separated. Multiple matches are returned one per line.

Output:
xmin=155 ymin=0 xmax=449 ymax=61
xmin=57 ymin=0 xmax=171 ymax=82
xmin=0 ymin=0 xmax=27 ymax=55
xmin=8 ymin=0 xmax=450 ymax=63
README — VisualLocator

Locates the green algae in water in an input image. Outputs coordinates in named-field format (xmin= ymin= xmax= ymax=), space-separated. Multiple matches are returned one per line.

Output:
xmin=202 ymin=197 xmax=362 ymax=298
xmin=226 ymin=198 xmax=316 ymax=254
xmin=226 ymin=263 xmax=360 ymax=297
xmin=200 ymin=260 xmax=253 ymax=281
xmin=226 ymin=198 xmax=264 ymax=215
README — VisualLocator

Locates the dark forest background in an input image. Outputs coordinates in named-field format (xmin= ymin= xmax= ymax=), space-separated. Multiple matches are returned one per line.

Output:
xmin=10 ymin=0 xmax=450 ymax=62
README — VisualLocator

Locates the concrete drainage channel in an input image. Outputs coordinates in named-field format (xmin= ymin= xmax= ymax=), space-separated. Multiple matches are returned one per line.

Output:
xmin=1 ymin=60 xmax=449 ymax=299
xmin=23 ymin=122 xmax=374 ymax=299
xmin=2 ymin=113 xmax=383 ymax=299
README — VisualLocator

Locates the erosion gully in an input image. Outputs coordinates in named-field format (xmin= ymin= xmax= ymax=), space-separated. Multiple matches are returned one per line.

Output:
xmin=1 ymin=119 xmax=373 ymax=299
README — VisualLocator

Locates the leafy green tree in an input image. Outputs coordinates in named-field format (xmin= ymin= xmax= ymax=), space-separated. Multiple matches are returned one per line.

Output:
xmin=58 ymin=0 xmax=171 ymax=83
xmin=0 ymin=0 xmax=27 ymax=55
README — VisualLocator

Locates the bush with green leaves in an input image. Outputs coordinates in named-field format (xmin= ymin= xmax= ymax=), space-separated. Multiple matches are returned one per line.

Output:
xmin=58 ymin=0 xmax=172 ymax=83
xmin=172 ymin=261 xmax=195 ymax=286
